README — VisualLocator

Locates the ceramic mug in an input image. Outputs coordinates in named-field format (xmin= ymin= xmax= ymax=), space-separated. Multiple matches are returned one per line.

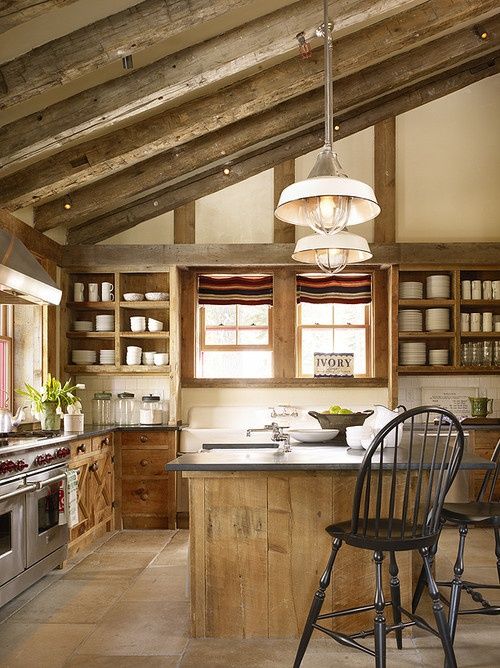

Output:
xmin=492 ymin=280 xmax=500 ymax=300
xmin=482 ymin=312 xmax=493 ymax=332
xmin=88 ymin=283 xmax=99 ymax=302
xmin=461 ymin=280 xmax=471 ymax=300
xmin=482 ymin=280 xmax=492 ymax=300
xmin=471 ymin=280 xmax=482 ymax=300
xmin=101 ymin=282 xmax=114 ymax=301
xmin=73 ymin=282 xmax=84 ymax=302
xmin=470 ymin=312 xmax=481 ymax=332
xmin=460 ymin=312 xmax=470 ymax=332
xmin=469 ymin=397 xmax=493 ymax=418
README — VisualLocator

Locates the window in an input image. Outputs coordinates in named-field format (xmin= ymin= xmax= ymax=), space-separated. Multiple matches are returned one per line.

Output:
xmin=0 ymin=306 xmax=13 ymax=409
xmin=197 ymin=275 xmax=273 ymax=378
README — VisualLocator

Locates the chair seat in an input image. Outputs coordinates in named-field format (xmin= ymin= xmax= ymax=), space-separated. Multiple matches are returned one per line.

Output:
xmin=326 ymin=519 xmax=438 ymax=551
xmin=442 ymin=502 xmax=500 ymax=526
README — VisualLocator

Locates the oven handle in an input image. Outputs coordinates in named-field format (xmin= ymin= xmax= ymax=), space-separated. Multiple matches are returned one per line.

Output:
xmin=0 ymin=483 xmax=37 ymax=502
xmin=35 ymin=472 xmax=67 ymax=489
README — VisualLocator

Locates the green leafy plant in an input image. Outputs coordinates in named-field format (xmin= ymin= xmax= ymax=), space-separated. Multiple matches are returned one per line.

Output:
xmin=16 ymin=374 xmax=81 ymax=415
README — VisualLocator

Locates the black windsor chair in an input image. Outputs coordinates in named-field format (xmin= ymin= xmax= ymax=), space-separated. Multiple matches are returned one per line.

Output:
xmin=412 ymin=436 xmax=500 ymax=643
xmin=293 ymin=406 xmax=465 ymax=668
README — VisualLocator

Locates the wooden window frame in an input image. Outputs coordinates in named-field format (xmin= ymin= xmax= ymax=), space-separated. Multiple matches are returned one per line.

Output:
xmin=199 ymin=303 xmax=273 ymax=352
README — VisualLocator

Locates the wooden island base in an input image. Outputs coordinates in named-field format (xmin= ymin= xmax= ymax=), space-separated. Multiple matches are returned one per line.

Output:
xmin=186 ymin=470 xmax=418 ymax=639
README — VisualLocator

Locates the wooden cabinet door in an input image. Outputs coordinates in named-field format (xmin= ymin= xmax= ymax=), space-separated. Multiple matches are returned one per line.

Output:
xmin=68 ymin=459 xmax=94 ymax=543
xmin=89 ymin=446 xmax=114 ymax=528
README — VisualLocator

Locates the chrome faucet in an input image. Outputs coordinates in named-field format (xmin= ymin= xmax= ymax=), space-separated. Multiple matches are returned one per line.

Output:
xmin=246 ymin=422 xmax=292 ymax=453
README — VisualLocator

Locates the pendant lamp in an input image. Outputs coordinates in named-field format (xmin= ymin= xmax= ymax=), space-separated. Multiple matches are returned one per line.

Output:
xmin=275 ymin=0 xmax=380 ymax=235
xmin=292 ymin=231 xmax=373 ymax=275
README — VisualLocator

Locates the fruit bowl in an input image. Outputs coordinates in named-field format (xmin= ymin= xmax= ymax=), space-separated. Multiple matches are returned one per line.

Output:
xmin=308 ymin=410 xmax=373 ymax=435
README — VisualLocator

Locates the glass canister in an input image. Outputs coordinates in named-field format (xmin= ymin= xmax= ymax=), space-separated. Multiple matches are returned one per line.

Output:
xmin=116 ymin=392 xmax=138 ymax=426
xmin=139 ymin=395 xmax=163 ymax=425
xmin=92 ymin=391 xmax=113 ymax=425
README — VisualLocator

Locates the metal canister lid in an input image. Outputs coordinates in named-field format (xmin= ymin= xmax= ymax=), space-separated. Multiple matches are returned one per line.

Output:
xmin=93 ymin=391 xmax=112 ymax=400
xmin=118 ymin=392 xmax=134 ymax=399
xmin=142 ymin=394 xmax=160 ymax=402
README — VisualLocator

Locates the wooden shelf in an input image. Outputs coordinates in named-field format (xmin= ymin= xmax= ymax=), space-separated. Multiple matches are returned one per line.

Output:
xmin=67 ymin=331 xmax=114 ymax=338
xmin=460 ymin=332 xmax=500 ymax=338
xmin=398 ymin=299 xmax=455 ymax=307
xmin=118 ymin=365 xmax=171 ymax=373
xmin=65 ymin=365 xmax=117 ymax=374
xmin=398 ymin=365 xmax=499 ymax=375
xmin=119 ymin=300 xmax=169 ymax=309
xmin=120 ymin=332 xmax=170 ymax=339
xmin=66 ymin=301 xmax=116 ymax=310
xmin=398 ymin=331 xmax=454 ymax=338
xmin=65 ymin=364 xmax=171 ymax=375
xmin=460 ymin=300 xmax=500 ymax=306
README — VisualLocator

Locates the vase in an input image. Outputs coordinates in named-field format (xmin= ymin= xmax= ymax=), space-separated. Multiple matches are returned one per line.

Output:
xmin=40 ymin=401 xmax=61 ymax=431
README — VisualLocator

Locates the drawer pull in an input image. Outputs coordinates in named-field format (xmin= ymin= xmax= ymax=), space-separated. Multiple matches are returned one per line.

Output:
xmin=140 ymin=459 xmax=149 ymax=467
xmin=140 ymin=435 xmax=148 ymax=443
xmin=138 ymin=488 xmax=149 ymax=501
xmin=89 ymin=462 xmax=99 ymax=472
xmin=102 ymin=437 xmax=110 ymax=447
xmin=77 ymin=443 xmax=86 ymax=453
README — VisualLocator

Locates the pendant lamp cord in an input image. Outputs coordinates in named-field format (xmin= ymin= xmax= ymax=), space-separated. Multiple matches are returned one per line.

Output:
xmin=323 ymin=0 xmax=334 ymax=149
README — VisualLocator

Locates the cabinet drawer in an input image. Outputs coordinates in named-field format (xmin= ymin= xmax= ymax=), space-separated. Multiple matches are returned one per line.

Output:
xmin=70 ymin=438 xmax=92 ymax=460
xmin=122 ymin=449 xmax=169 ymax=477
xmin=92 ymin=433 xmax=113 ymax=452
xmin=122 ymin=477 xmax=175 ymax=515
xmin=120 ymin=430 xmax=175 ymax=449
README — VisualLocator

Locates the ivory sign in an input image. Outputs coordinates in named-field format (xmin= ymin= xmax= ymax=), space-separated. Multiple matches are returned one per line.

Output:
xmin=314 ymin=352 xmax=354 ymax=378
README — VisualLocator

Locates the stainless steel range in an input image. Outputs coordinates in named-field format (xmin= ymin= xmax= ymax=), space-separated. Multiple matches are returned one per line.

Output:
xmin=0 ymin=432 xmax=71 ymax=607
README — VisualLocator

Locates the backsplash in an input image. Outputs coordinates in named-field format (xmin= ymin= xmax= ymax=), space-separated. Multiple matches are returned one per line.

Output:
xmin=398 ymin=375 xmax=500 ymax=418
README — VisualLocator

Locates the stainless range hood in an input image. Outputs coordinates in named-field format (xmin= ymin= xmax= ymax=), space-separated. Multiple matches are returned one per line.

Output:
xmin=0 ymin=229 xmax=62 ymax=305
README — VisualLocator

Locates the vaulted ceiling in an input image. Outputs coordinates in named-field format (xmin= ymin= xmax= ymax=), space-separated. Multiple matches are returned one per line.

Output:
xmin=0 ymin=0 xmax=498 ymax=244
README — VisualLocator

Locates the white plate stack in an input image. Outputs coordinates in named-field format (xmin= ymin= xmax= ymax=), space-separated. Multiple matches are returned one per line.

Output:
xmin=72 ymin=349 xmax=97 ymax=365
xmin=99 ymin=349 xmax=115 ymax=365
xmin=74 ymin=320 xmax=93 ymax=332
xmin=426 ymin=274 xmax=451 ymax=298
xmin=126 ymin=345 xmax=142 ymax=366
xmin=399 ymin=342 xmax=426 ymax=366
xmin=400 ymin=281 xmax=423 ymax=299
xmin=428 ymin=349 xmax=449 ymax=366
xmin=425 ymin=308 xmax=450 ymax=331
xmin=95 ymin=314 xmax=115 ymax=332
xmin=399 ymin=309 xmax=423 ymax=332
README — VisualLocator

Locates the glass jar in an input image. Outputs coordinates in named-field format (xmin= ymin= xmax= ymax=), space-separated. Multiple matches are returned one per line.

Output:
xmin=116 ymin=392 xmax=138 ymax=426
xmin=482 ymin=341 xmax=493 ymax=367
xmin=92 ymin=391 xmax=113 ymax=425
xmin=494 ymin=341 xmax=500 ymax=367
xmin=139 ymin=395 xmax=163 ymax=425
xmin=471 ymin=342 xmax=483 ymax=367
xmin=460 ymin=342 xmax=472 ymax=366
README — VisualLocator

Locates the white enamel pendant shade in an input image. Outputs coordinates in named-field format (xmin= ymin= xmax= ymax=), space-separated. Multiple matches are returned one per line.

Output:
xmin=292 ymin=231 xmax=373 ymax=274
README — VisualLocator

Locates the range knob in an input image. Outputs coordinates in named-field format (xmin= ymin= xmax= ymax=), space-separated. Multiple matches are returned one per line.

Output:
xmin=55 ymin=447 xmax=71 ymax=458
xmin=4 ymin=460 xmax=16 ymax=472
xmin=44 ymin=452 xmax=54 ymax=463
xmin=15 ymin=460 xmax=29 ymax=472
xmin=0 ymin=460 xmax=10 ymax=474
xmin=34 ymin=455 xmax=45 ymax=466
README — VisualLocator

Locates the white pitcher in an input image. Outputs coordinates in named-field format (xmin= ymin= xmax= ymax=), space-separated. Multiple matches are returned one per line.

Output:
xmin=364 ymin=405 xmax=406 ymax=448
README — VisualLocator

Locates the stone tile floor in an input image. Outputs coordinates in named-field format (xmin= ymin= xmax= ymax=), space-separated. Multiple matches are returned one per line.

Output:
xmin=0 ymin=527 xmax=498 ymax=667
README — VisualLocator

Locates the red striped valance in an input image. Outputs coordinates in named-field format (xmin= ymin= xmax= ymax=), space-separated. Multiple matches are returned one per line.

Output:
xmin=198 ymin=275 xmax=273 ymax=306
xmin=297 ymin=273 xmax=371 ymax=305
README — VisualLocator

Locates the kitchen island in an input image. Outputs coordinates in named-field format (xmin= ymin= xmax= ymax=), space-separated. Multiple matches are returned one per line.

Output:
xmin=167 ymin=444 xmax=493 ymax=639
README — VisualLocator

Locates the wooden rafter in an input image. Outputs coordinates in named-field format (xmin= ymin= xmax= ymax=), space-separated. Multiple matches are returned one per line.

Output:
xmin=0 ymin=0 xmax=494 ymax=207
xmin=374 ymin=118 xmax=396 ymax=243
xmin=0 ymin=0 xmax=423 ymax=170
xmin=66 ymin=55 xmax=499 ymax=244
xmin=0 ymin=209 xmax=61 ymax=263
xmin=0 ymin=0 xmax=256 ymax=108
xmin=35 ymin=19 xmax=500 ymax=233
xmin=0 ymin=0 xmax=77 ymax=34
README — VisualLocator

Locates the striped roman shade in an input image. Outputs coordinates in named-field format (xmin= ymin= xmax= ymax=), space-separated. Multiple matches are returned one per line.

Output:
xmin=198 ymin=274 xmax=273 ymax=306
xmin=297 ymin=273 xmax=371 ymax=305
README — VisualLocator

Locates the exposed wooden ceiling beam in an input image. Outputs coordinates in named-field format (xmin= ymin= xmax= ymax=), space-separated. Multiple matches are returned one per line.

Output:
xmin=36 ymin=20 xmax=500 ymax=232
xmin=0 ymin=209 xmax=62 ymax=264
xmin=0 ymin=0 xmax=78 ymax=34
xmin=374 ymin=118 xmax=396 ymax=243
xmin=1 ymin=0 xmax=492 ymax=209
xmin=66 ymin=55 xmax=499 ymax=245
xmin=0 ymin=0 xmax=422 ymax=169
xmin=0 ymin=0 xmax=256 ymax=109
xmin=61 ymin=242 xmax=500 ymax=269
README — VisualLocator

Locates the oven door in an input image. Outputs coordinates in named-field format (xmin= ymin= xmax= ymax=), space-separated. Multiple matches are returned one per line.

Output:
xmin=0 ymin=479 xmax=34 ymax=587
xmin=26 ymin=467 xmax=69 ymax=567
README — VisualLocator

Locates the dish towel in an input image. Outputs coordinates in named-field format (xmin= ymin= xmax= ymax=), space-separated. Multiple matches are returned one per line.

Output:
xmin=64 ymin=469 xmax=79 ymax=528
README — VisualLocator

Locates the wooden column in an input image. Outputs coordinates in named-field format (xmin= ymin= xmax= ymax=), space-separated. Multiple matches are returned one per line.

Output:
xmin=174 ymin=201 xmax=196 ymax=243
xmin=374 ymin=117 xmax=396 ymax=243
xmin=272 ymin=268 xmax=296 ymax=378
xmin=273 ymin=160 xmax=295 ymax=243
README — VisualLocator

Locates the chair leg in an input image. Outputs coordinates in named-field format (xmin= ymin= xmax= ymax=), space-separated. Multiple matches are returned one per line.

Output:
xmin=374 ymin=551 xmax=386 ymax=668
xmin=293 ymin=538 xmax=342 ymax=668
xmin=421 ymin=548 xmax=457 ymax=668
xmin=494 ymin=527 xmax=500 ymax=584
xmin=389 ymin=551 xmax=403 ymax=649
xmin=412 ymin=527 xmax=442 ymax=613
xmin=448 ymin=524 xmax=467 ymax=643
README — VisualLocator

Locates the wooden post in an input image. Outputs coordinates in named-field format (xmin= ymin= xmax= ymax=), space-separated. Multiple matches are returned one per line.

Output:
xmin=374 ymin=117 xmax=396 ymax=243
xmin=273 ymin=160 xmax=295 ymax=243
xmin=174 ymin=201 xmax=196 ymax=243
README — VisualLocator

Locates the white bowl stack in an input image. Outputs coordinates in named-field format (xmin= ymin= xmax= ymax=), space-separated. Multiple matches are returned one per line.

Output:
xmin=72 ymin=349 xmax=97 ymax=365
xmin=400 ymin=281 xmax=423 ymax=299
xmin=126 ymin=345 xmax=142 ymax=365
xmin=145 ymin=292 xmax=168 ymax=301
xmin=426 ymin=274 xmax=451 ymax=298
xmin=428 ymin=349 xmax=449 ymax=366
xmin=399 ymin=342 xmax=426 ymax=366
xmin=425 ymin=308 xmax=450 ymax=331
xmin=399 ymin=309 xmax=423 ymax=332
xmin=99 ymin=349 xmax=115 ymax=365
xmin=148 ymin=317 xmax=163 ymax=332
xmin=95 ymin=314 xmax=115 ymax=332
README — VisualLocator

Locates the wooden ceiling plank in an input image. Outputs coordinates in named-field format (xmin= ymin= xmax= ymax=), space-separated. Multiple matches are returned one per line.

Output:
xmin=0 ymin=1 xmax=78 ymax=34
xmin=0 ymin=0 xmax=425 ymax=169
xmin=374 ymin=117 xmax=396 ymax=243
xmin=66 ymin=55 xmax=499 ymax=245
xmin=0 ymin=0 xmax=256 ymax=108
xmin=35 ymin=19 xmax=500 ymax=232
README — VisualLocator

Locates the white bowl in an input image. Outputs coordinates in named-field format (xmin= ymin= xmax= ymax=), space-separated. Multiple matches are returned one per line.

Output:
xmin=145 ymin=292 xmax=168 ymax=301
xmin=345 ymin=425 xmax=370 ymax=449
xmin=289 ymin=429 xmax=339 ymax=443
xmin=74 ymin=321 xmax=93 ymax=331
xmin=126 ymin=345 xmax=142 ymax=354
xmin=153 ymin=353 xmax=169 ymax=366
xmin=123 ymin=293 xmax=144 ymax=301
xmin=148 ymin=320 xmax=164 ymax=332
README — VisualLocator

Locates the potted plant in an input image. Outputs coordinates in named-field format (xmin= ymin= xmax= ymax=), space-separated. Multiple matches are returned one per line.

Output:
xmin=16 ymin=375 xmax=83 ymax=431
